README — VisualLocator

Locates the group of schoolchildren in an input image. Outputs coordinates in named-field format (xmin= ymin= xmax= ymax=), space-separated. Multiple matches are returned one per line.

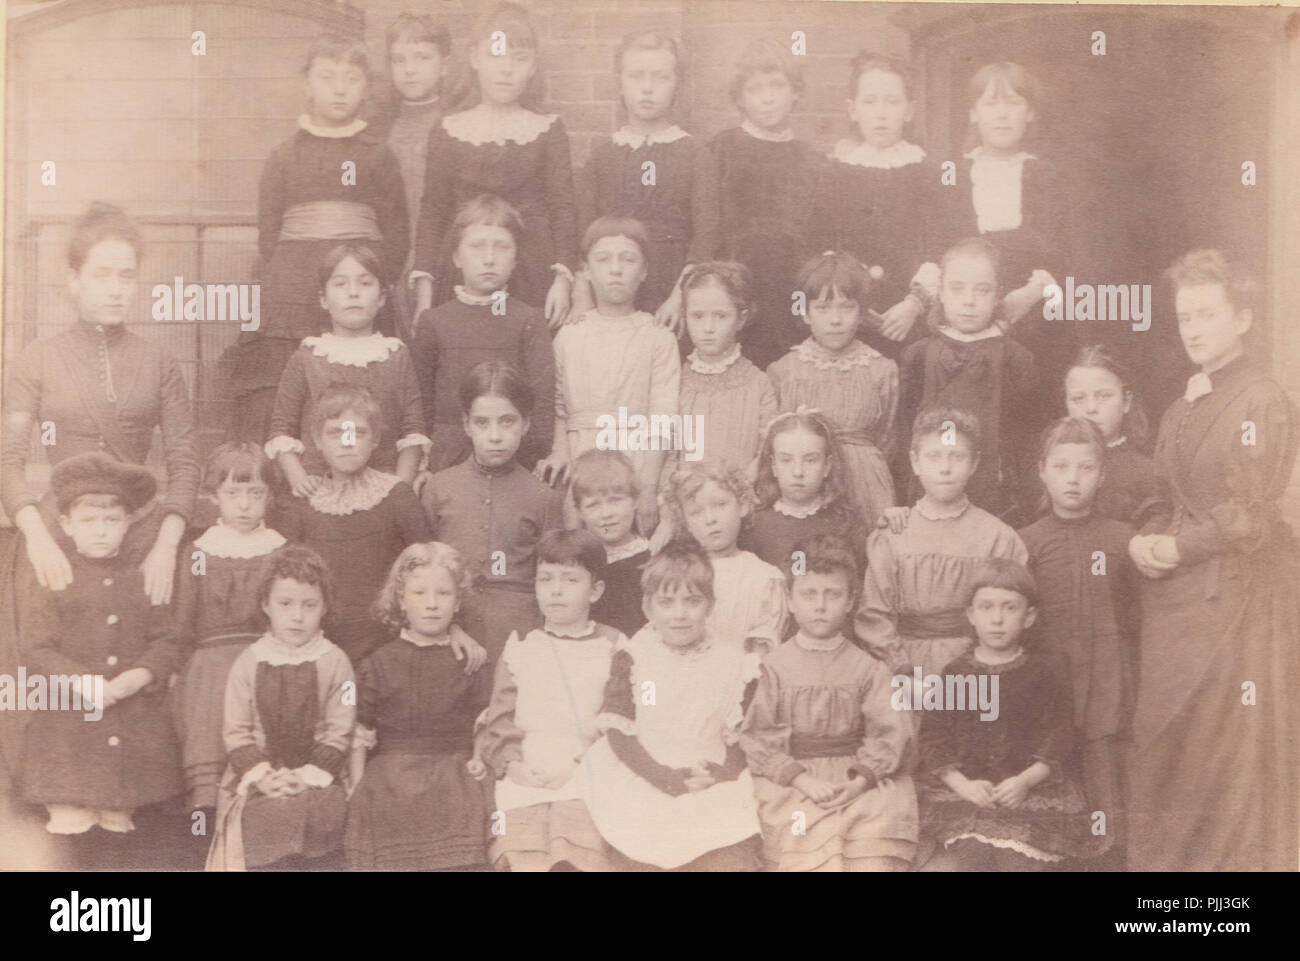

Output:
xmin=9 ymin=3 xmax=1287 ymax=872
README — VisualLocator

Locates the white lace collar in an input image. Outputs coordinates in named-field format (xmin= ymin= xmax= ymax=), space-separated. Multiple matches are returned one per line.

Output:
xmin=687 ymin=343 xmax=743 ymax=374
xmin=400 ymin=627 xmax=451 ymax=648
xmin=298 ymin=114 xmax=367 ymax=139
xmin=454 ymin=285 xmax=500 ymax=307
xmin=774 ymin=498 xmax=824 ymax=519
xmin=303 ymin=332 xmax=403 ymax=367
xmin=831 ymin=138 xmax=925 ymax=170
xmin=545 ymin=620 xmax=597 ymax=640
xmin=741 ymin=120 xmax=793 ymax=143
xmin=193 ymin=521 xmax=286 ymax=559
xmin=915 ymin=495 xmax=971 ymax=522
xmin=965 ymin=146 xmax=1037 ymax=165
xmin=793 ymin=631 xmax=846 ymax=653
xmin=1107 ymin=435 xmax=1128 ymax=449
xmin=444 ymin=106 xmax=557 ymax=146
xmin=938 ymin=324 xmax=1003 ymax=343
xmin=309 ymin=468 xmax=399 ymax=516
xmin=605 ymin=536 xmax=648 ymax=564
xmin=611 ymin=124 xmax=689 ymax=149
xmin=250 ymin=630 xmax=333 ymax=665
xmin=794 ymin=338 xmax=883 ymax=371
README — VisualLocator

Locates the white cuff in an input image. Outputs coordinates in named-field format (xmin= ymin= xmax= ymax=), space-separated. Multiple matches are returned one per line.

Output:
xmin=295 ymin=764 xmax=335 ymax=788
xmin=352 ymin=725 xmax=378 ymax=751
xmin=237 ymin=761 xmax=272 ymax=796
xmin=911 ymin=262 xmax=941 ymax=301
xmin=407 ymin=269 xmax=434 ymax=291
xmin=595 ymin=711 xmax=635 ymax=736
xmin=264 ymin=435 xmax=305 ymax=460
xmin=396 ymin=432 xmax=433 ymax=453
xmin=550 ymin=263 xmax=575 ymax=284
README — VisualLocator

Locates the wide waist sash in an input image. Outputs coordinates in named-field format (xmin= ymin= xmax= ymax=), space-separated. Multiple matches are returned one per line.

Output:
xmin=789 ymin=734 xmax=862 ymax=758
xmin=279 ymin=201 xmax=381 ymax=242
xmin=898 ymin=610 xmax=969 ymax=639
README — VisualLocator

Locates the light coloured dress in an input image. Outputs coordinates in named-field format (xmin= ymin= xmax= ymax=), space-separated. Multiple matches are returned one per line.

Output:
xmin=767 ymin=338 xmax=897 ymax=530
xmin=707 ymin=550 xmax=788 ymax=654
xmin=742 ymin=631 xmax=918 ymax=871
xmin=661 ymin=345 xmax=777 ymax=484
xmin=855 ymin=498 xmax=1027 ymax=681
xmin=477 ymin=622 xmax=623 ymax=872
xmin=553 ymin=310 xmax=681 ymax=481
xmin=582 ymin=626 xmax=763 ymax=869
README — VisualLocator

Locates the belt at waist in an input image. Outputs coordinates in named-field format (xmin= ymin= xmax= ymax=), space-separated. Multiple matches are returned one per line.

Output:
xmin=279 ymin=201 xmax=381 ymax=242
xmin=789 ymin=734 xmax=862 ymax=758
xmin=833 ymin=427 xmax=880 ymax=448
xmin=898 ymin=610 xmax=970 ymax=639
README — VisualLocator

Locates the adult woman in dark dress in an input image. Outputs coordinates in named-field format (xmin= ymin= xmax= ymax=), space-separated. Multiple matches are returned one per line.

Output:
xmin=0 ymin=203 xmax=199 ymax=773
xmin=1126 ymin=250 xmax=1299 ymax=872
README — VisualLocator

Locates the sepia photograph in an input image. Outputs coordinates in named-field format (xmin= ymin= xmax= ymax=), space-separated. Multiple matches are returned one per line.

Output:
xmin=0 ymin=0 xmax=1295 ymax=897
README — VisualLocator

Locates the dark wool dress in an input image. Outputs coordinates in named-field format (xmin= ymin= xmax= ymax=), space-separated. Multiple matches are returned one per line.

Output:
xmin=918 ymin=649 xmax=1101 ymax=863
xmin=1127 ymin=357 xmax=1299 ymax=872
xmin=710 ymin=127 xmax=825 ymax=369
xmin=576 ymin=127 xmax=720 ymax=314
xmin=18 ymin=555 xmax=183 ymax=811
xmin=345 ymin=629 xmax=491 ymax=870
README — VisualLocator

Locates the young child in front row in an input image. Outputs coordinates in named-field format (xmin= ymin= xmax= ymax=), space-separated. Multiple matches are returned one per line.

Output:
xmin=411 ymin=194 xmax=554 ymax=472
xmin=1060 ymin=345 xmax=1155 ymax=526
xmin=740 ymin=409 xmax=867 ymax=578
xmin=897 ymin=237 xmax=1037 ymax=520
xmin=1019 ymin=417 xmax=1140 ymax=864
xmin=582 ymin=544 xmax=763 ymax=871
xmin=574 ymin=29 xmax=718 ymax=327
xmin=207 ymin=546 xmax=354 ymax=871
xmin=666 ymin=461 xmax=787 ymax=655
xmin=172 ymin=443 xmax=287 ymax=818
xmin=19 ymin=454 xmax=182 ymax=840
xmin=917 ymin=559 xmax=1100 ymax=871
xmin=267 ymin=244 xmax=429 ymax=494
xmin=570 ymin=449 xmax=650 ymax=639
xmin=345 ymin=542 xmax=490 ymax=871
xmin=742 ymin=534 xmax=918 ymax=872
xmin=477 ymin=530 xmax=624 ymax=872
xmin=422 ymin=360 xmax=563 ymax=665
xmin=768 ymin=251 xmax=898 ymax=532
xmin=857 ymin=407 xmax=1027 ymax=680
xmin=541 ymin=217 xmax=680 ymax=537
xmin=286 ymin=385 xmax=437 ymax=666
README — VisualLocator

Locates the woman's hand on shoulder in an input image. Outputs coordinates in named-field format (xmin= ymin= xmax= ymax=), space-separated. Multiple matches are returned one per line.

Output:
xmin=880 ymin=297 xmax=923 ymax=342
xmin=450 ymin=631 xmax=487 ymax=674
xmin=545 ymin=273 xmax=572 ymax=329
xmin=877 ymin=506 xmax=911 ymax=535
xmin=654 ymin=286 xmax=684 ymax=335
xmin=140 ymin=540 xmax=178 ymax=606
xmin=533 ymin=453 xmax=569 ymax=489
xmin=23 ymin=524 xmax=73 ymax=592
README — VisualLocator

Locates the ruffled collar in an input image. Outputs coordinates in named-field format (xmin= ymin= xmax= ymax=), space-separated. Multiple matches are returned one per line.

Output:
xmin=965 ymin=145 xmax=1037 ymax=166
xmin=773 ymin=498 xmax=824 ymax=519
xmin=298 ymin=113 xmax=367 ymax=139
xmin=793 ymin=338 xmax=883 ymax=371
xmin=444 ymin=106 xmax=556 ymax=146
xmin=309 ymin=468 xmax=399 ymax=516
xmin=193 ymin=521 xmax=286 ymax=559
xmin=938 ymin=325 xmax=1002 ymax=343
xmin=251 ymin=630 xmax=333 ymax=665
xmin=605 ymin=536 xmax=648 ymax=564
xmin=971 ymin=646 xmax=1027 ymax=672
xmin=831 ymin=138 xmax=925 ymax=170
xmin=303 ymin=332 xmax=403 ymax=367
xmin=687 ymin=343 xmax=743 ymax=374
xmin=915 ymin=495 xmax=970 ymax=521
xmin=545 ymin=620 xmax=597 ymax=640
xmin=400 ymin=627 xmax=451 ymax=648
xmin=611 ymin=124 xmax=689 ymax=149
xmin=1106 ymin=435 xmax=1128 ymax=449
xmin=741 ymin=120 xmax=793 ymax=143
xmin=793 ymin=631 xmax=846 ymax=653
xmin=454 ymin=285 xmax=500 ymax=307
